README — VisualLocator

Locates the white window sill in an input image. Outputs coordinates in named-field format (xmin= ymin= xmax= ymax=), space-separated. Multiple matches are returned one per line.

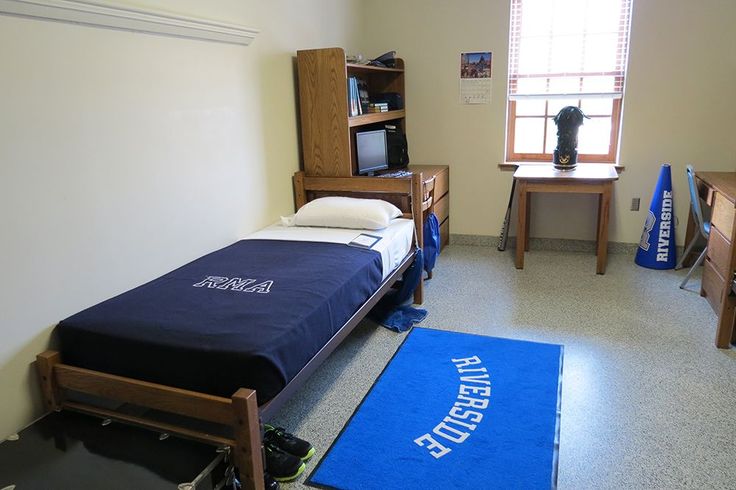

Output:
xmin=498 ymin=162 xmax=625 ymax=173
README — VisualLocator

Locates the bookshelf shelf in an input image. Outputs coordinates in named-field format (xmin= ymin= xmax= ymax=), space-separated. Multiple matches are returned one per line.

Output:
xmin=345 ymin=63 xmax=404 ymax=74
xmin=297 ymin=47 xmax=406 ymax=177
xmin=348 ymin=110 xmax=406 ymax=128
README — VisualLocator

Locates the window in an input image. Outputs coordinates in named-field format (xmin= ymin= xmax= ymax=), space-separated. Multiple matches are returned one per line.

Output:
xmin=506 ymin=0 xmax=633 ymax=163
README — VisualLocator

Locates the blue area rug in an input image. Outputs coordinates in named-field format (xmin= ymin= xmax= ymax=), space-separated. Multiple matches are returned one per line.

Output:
xmin=308 ymin=327 xmax=563 ymax=490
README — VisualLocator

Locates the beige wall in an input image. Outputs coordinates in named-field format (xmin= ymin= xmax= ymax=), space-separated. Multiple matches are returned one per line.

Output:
xmin=0 ymin=0 xmax=360 ymax=439
xmin=359 ymin=0 xmax=736 ymax=243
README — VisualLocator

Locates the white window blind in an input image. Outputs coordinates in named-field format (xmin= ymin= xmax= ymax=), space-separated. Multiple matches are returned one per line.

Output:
xmin=508 ymin=0 xmax=633 ymax=100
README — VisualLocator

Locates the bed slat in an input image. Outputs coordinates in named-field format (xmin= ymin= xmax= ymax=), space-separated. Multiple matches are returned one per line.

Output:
xmin=54 ymin=364 xmax=235 ymax=425
xmin=63 ymin=401 xmax=236 ymax=447
xmin=302 ymin=175 xmax=411 ymax=194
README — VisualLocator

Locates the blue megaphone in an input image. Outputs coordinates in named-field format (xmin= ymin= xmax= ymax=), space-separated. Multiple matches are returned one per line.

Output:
xmin=635 ymin=163 xmax=676 ymax=269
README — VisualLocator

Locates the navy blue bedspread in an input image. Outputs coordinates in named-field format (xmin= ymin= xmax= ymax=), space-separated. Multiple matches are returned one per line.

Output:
xmin=58 ymin=239 xmax=383 ymax=404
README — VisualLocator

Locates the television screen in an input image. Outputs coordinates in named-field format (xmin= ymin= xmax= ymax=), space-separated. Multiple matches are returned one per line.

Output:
xmin=356 ymin=130 xmax=389 ymax=175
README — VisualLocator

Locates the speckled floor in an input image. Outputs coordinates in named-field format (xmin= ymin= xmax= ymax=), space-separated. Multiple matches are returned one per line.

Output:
xmin=271 ymin=245 xmax=736 ymax=490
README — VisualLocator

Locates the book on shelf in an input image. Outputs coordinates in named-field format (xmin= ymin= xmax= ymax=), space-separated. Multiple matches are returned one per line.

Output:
xmin=347 ymin=76 xmax=362 ymax=117
xmin=354 ymin=78 xmax=362 ymax=115
xmin=357 ymin=77 xmax=370 ymax=114
xmin=367 ymin=102 xmax=389 ymax=113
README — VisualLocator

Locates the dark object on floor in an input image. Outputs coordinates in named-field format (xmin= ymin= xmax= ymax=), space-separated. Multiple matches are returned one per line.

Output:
xmin=264 ymin=471 xmax=280 ymax=489
xmin=372 ymin=304 xmax=427 ymax=332
xmin=553 ymin=105 xmax=588 ymax=170
xmin=369 ymin=248 xmax=425 ymax=331
xmin=498 ymin=178 xmax=517 ymax=251
xmin=264 ymin=441 xmax=306 ymax=482
xmin=264 ymin=424 xmax=315 ymax=461
xmin=371 ymin=248 xmax=423 ymax=313
xmin=234 ymin=471 xmax=280 ymax=489
xmin=0 ymin=411 xmax=229 ymax=490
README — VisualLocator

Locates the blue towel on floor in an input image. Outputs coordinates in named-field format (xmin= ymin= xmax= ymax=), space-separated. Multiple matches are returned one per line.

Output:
xmin=371 ymin=304 xmax=427 ymax=332
xmin=369 ymin=248 xmax=427 ymax=332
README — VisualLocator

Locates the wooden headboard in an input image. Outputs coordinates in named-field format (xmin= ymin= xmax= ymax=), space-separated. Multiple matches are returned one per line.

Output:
xmin=293 ymin=170 xmax=432 ymax=304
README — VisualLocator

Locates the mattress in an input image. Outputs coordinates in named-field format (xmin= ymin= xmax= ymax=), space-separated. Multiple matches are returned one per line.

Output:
xmin=57 ymin=219 xmax=414 ymax=405
xmin=247 ymin=218 xmax=414 ymax=280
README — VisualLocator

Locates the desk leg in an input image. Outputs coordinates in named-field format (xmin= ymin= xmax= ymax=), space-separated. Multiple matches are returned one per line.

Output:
xmin=596 ymin=184 xmax=612 ymax=274
xmin=525 ymin=193 xmax=531 ymax=251
xmin=716 ymin=291 xmax=735 ymax=348
xmin=516 ymin=181 xmax=527 ymax=269
xmin=596 ymin=194 xmax=602 ymax=254
xmin=681 ymin=210 xmax=698 ymax=268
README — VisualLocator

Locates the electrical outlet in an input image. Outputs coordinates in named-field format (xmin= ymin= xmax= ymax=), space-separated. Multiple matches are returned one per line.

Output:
xmin=631 ymin=197 xmax=640 ymax=211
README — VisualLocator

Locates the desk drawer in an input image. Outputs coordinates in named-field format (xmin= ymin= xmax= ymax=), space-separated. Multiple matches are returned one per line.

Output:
xmin=434 ymin=193 xmax=449 ymax=223
xmin=434 ymin=168 xmax=449 ymax=199
xmin=712 ymin=192 xmax=735 ymax=238
xmin=702 ymin=259 xmax=726 ymax=314
xmin=706 ymin=225 xmax=731 ymax=278
xmin=440 ymin=219 xmax=449 ymax=249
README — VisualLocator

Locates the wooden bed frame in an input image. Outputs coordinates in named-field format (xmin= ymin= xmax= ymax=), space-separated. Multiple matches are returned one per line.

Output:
xmin=35 ymin=172 xmax=431 ymax=490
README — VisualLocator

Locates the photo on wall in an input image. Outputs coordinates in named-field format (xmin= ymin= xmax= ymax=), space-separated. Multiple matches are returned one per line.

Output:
xmin=460 ymin=51 xmax=492 ymax=104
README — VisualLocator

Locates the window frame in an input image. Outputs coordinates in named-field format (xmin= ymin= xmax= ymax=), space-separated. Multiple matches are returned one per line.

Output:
xmin=505 ymin=0 xmax=631 ymax=164
xmin=506 ymin=94 xmax=622 ymax=164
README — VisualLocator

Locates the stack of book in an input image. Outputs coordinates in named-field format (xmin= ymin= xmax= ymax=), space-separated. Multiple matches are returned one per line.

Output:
xmin=347 ymin=76 xmax=361 ymax=117
xmin=348 ymin=77 xmax=371 ymax=117
xmin=367 ymin=102 xmax=389 ymax=113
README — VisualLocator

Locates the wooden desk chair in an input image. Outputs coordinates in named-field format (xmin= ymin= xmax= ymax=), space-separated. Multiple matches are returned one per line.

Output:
xmin=676 ymin=165 xmax=711 ymax=288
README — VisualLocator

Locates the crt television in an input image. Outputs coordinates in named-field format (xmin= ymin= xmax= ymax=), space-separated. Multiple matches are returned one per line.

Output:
xmin=356 ymin=129 xmax=389 ymax=175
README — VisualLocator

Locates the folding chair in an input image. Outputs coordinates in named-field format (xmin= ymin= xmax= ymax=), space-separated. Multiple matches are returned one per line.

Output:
xmin=676 ymin=164 xmax=710 ymax=288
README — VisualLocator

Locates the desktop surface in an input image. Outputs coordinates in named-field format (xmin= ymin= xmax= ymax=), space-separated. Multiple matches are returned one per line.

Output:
xmin=377 ymin=169 xmax=413 ymax=178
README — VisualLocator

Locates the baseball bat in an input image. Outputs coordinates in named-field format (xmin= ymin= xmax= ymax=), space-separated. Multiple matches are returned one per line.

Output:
xmin=497 ymin=179 xmax=516 ymax=251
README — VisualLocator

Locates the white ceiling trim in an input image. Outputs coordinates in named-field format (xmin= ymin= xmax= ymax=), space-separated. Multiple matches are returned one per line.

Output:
xmin=0 ymin=0 xmax=259 ymax=46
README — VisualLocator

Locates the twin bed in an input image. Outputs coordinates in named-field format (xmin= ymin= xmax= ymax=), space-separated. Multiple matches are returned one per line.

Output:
xmin=36 ymin=171 xmax=432 ymax=490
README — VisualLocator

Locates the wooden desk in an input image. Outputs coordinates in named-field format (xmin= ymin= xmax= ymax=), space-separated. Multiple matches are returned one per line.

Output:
xmin=410 ymin=165 xmax=450 ymax=249
xmin=513 ymin=164 xmax=619 ymax=274
xmin=683 ymin=171 xmax=736 ymax=348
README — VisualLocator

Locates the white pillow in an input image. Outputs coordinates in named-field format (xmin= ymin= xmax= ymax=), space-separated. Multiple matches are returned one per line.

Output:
xmin=294 ymin=197 xmax=402 ymax=230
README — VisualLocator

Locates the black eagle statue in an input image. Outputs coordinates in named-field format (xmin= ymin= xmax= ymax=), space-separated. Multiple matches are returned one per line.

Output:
xmin=553 ymin=106 xmax=589 ymax=170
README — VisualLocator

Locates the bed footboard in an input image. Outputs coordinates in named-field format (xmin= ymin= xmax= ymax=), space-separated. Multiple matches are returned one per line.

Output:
xmin=36 ymin=351 xmax=266 ymax=490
